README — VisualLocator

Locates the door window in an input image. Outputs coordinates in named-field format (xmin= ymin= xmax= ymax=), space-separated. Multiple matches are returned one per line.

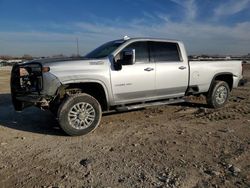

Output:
xmin=150 ymin=42 xmax=181 ymax=62
xmin=121 ymin=41 xmax=149 ymax=63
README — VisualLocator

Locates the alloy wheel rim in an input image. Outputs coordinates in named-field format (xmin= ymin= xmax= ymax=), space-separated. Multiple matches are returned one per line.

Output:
xmin=68 ymin=102 xmax=96 ymax=129
xmin=215 ymin=86 xmax=228 ymax=104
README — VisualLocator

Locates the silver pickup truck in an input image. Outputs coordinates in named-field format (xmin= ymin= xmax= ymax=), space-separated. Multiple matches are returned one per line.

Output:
xmin=11 ymin=37 xmax=243 ymax=136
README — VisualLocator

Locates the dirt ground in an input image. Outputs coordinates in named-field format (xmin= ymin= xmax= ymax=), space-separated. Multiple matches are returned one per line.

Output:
xmin=0 ymin=64 xmax=249 ymax=188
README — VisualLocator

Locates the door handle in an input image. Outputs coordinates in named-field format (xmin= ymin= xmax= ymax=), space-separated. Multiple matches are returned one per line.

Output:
xmin=144 ymin=67 xmax=154 ymax=71
xmin=178 ymin=66 xmax=187 ymax=70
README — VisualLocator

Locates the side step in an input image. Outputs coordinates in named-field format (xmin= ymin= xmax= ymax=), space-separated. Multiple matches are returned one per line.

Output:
xmin=115 ymin=98 xmax=186 ymax=112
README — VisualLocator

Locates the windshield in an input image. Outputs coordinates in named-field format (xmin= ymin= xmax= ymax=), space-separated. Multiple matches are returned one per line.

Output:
xmin=85 ymin=40 xmax=125 ymax=59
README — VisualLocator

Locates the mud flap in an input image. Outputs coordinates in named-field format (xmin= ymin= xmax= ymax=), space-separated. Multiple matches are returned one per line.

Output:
xmin=238 ymin=78 xmax=248 ymax=86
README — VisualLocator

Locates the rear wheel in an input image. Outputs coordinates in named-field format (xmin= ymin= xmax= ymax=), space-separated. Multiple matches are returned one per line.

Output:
xmin=58 ymin=93 xmax=102 ymax=136
xmin=206 ymin=81 xmax=230 ymax=108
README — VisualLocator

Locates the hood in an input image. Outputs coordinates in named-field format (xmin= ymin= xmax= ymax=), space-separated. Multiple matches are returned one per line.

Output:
xmin=27 ymin=57 xmax=89 ymax=66
xmin=20 ymin=57 xmax=107 ymax=69
xmin=18 ymin=57 xmax=109 ymax=83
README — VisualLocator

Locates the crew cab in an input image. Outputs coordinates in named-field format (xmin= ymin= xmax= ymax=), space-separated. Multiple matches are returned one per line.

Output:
xmin=11 ymin=37 xmax=243 ymax=136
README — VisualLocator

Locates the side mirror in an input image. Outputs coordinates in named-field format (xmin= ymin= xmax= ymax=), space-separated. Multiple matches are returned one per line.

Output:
xmin=114 ymin=60 xmax=122 ymax=71
xmin=122 ymin=49 xmax=135 ymax=65
xmin=113 ymin=49 xmax=135 ymax=71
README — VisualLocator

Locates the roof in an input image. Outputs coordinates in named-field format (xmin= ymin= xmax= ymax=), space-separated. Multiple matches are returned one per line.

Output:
xmin=123 ymin=37 xmax=182 ymax=43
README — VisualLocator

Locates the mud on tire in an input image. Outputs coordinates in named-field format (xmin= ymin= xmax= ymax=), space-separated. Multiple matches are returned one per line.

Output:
xmin=57 ymin=93 xmax=102 ymax=136
xmin=206 ymin=81 xmax=230 ymax=108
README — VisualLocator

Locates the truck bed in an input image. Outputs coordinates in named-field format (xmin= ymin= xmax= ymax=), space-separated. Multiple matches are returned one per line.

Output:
xmin=189 ymin=60 xmax=242 ymax=93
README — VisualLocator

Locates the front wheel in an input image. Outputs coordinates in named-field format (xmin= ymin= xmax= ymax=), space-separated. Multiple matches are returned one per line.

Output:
xmin=206 ymin=81 xmax=230 ymax=108
xmin=57 ymin=93 xmax=102 ymax=136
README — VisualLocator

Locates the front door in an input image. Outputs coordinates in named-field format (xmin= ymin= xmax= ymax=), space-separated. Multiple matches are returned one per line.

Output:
xmin=110 ymin=41 xmax=156 ymax=104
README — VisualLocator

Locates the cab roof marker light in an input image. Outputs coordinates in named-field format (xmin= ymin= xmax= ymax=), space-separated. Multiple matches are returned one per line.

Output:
xmin=123 ymin=35 xmax=130 ymax=40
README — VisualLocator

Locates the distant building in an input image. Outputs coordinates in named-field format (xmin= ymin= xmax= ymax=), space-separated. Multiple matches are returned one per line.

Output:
xmin=0 ymin=59 xmax=24 ymax=67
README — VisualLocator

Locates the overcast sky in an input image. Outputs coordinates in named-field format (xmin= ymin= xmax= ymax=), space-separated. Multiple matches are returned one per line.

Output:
xmin=0 ymin=0 xmax=250 ymax=56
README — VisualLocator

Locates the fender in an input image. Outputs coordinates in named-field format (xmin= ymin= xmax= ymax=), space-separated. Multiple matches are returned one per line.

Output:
xmin=58 ymin=79 xmax=111 ymax=107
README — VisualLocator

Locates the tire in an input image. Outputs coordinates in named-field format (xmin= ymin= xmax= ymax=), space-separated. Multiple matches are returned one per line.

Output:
xmin=206 ymin=81 xmax=230 ymax=108
xmin=57 ymin=93 xmax=102 ymax=136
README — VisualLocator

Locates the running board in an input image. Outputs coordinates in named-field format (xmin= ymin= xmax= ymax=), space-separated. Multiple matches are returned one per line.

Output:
xmin=115 ymin=98 xmax=186 ymax=112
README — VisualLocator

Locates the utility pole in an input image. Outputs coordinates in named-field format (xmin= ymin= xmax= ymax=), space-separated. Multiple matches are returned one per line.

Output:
xmin=76 ymin=37 xmax=79 ymax=56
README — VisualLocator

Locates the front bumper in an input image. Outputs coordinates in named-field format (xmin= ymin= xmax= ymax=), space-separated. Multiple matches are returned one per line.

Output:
xmin=12 ymin=94 xmax=50 ymax=111
xmin=11 ymin=62 xmax=60 ymax=111
xmin=11 ymin=63 xmax=62 ymax=111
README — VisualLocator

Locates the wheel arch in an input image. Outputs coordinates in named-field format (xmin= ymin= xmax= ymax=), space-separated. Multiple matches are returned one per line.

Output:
xmin=209 ymin=72 xmax=234 ymax=92
xmin=56 ymin=81 xmax=109 ymax=111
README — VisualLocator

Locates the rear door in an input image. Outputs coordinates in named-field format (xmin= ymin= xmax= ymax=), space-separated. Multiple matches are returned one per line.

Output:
xmin=150 ymin=41 xmax=189 ymax=98
xmin=110 ymin=41 xmax=156 ymax=104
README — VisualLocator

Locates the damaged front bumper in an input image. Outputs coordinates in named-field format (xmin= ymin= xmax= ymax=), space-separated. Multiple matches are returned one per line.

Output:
xmin=13 ymin=94 xmax=51 ymax=111
xmin=11 ymin=62 xmax=60 ymax=111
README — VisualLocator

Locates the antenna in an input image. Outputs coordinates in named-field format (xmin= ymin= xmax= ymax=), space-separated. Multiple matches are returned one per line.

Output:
xmin=76 ymin=37 xmax=79 ymax=56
